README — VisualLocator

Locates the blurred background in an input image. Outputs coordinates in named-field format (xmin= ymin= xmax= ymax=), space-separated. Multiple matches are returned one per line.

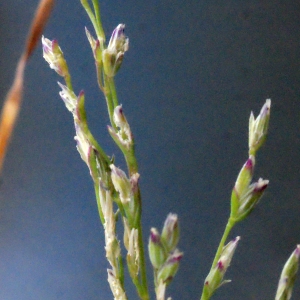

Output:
xmin=1 ymin=1 xmax=300 ymax=299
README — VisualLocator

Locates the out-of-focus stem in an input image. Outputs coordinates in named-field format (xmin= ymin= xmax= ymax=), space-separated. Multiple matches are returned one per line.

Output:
xmin=0 ymin=0 xmax=54 ymax=173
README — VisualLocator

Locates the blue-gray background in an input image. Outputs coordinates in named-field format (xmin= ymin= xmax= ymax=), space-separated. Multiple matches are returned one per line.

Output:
xmin=1 ymin=1 xmax=300 ymax=299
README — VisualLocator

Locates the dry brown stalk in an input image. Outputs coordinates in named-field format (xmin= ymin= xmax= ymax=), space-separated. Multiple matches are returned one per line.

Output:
xmin=0 ymin=0 xmax=55 ymax=171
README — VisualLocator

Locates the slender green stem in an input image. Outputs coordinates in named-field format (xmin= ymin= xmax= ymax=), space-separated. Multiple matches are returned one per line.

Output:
xmin=130 ymin=224 xmax=150 ymax=300
xmin=118 ymin=254 xmax=125 ymax=290
xmin=80 ymin=0 xmax=102 ymax=38
xmin=107 ymin=76 xmax=119 ymax=108
xmin=100 ymin=62 xmax=150 ymax=300
xmin=136 ymin=218 xmax=150 ymax=300
xmin=91 ymin=0 xmax=105 ymax=40
xmin=200 ymin=289 xmax=209 ymax=300
xmin=249 ymin=148 xmax=256 ymax=157
xmin=101 ymin=74 xmax=121 ymax=132
xmin=212 ymin=217 xmax=235 ymax=268
xmin=125 ymin=148 xmax=139 ymax=175
xmin=80 ymin=1 xmax=149 ymax=298
xmin=200 ymin=217 xmax=236 ymax=300
xmin=86 ymin=130 xmax=111 ymax=165
xmin=103 ymin=77 xmax=117 ymax=130
xmin=64 ymin=73 xmax=73 ymax=91
xmin=94 ymin=182 xmax=105 ymax=224
xmin=153 ymin=269 xmax=158 ymax=293
xmin=95 ymin=61 xmax=105 ymax=92
xmin=62 ymin=53 xmax=110 ymax=167
xmin=124 ymin=146 xmax=149 ymax=299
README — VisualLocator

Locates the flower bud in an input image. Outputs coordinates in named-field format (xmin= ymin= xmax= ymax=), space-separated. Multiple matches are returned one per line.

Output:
xmin=123 ymin=217 xmax=130 ymax=251
xmin=109 ymin=105 xmax=133 ymax=150
xmin=126 ymin=228 xmax=139 ymax=278
xmin=58 ymin=82 xmax=77 ymax=112
xmin=102 ymin=24 xmax=129 ymax=77
xmin=128 ymin=228 xmax=139 ymax=259
xmin=114 ymin=105 xmax=127 ymax=128
xmin=42 ymin=36 xmax=69 ymax=77
xmin=161 ymin=213 xmax=179 ymax=252
xmin=114 ymin=106 xmax=132 ymax=139
xmin=130 ymin=173 xmax=140 ymax=194
xmin=107 ymin=269 xmax=126 ymax=300
xmin=249 ymin=99 xmax=271 ymax=155
xmin=74 ymin=122 xmax=90 ymax=164
xmin=157 ymin=249 xmax=183 ymax=285
xmin=239 ymin=178 xmax=268 ymax=214
xmin=217 ymin=236 xmax=240 ymax=273
xmin=203 ymin=237 xmax=240 ymax=299
xmin=234 ymin=156 xmax=255 ymax=198
xmin=148 ymin=228 xmax=167 ymax=269
xmin=231 ymin=177 xmax=269 ymax=222
xmin=275 ymin=245 xmax=300 ymax=300
xmin=156 ymin=280 xmax=167 ymax=300
xmin=85 ymin=27 xmax=102 ymax=63
xmin=110 ymin=164 xmax=132 ymax=204
xmin=231 ymin=156 xmax=254 ymax=219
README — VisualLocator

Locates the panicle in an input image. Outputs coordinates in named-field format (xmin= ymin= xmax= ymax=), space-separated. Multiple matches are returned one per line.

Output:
xmin=249 ymin=99 xmax=271 ymax=155
xmin=202 ymin=237 xmax=240 ymax=299
xmin=148 ymin=228 xmax=168 ymax=269
xmin=102 ymin=24 xmax=129 ymax=77
xmin=275 ymin=245 xmax=300 ymax=300
xmin=161 ymin=213 xmax=179 ymax=252
xmin=110 ymin=164 xmax=132 ymax=204
xmin=157 ymin=249 xmax=183 ymax=285
xmin=42 ymin=36 xmax=69 ymax=77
